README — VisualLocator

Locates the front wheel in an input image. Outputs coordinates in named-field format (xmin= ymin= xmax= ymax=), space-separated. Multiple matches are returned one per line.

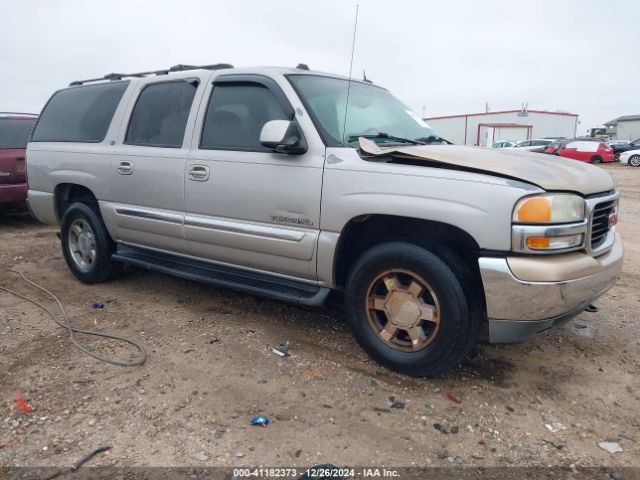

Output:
xmin=60 ymin=202 xmax=122 ymax=283
xmin=344 ymin=242 xmax=480 ymax=377
xmin=630 ymin=155 xmax=640 ymax=167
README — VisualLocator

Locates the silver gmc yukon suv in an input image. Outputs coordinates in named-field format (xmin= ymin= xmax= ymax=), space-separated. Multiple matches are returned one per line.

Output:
xmin=27 ymin=64 xmax=623 ymax=376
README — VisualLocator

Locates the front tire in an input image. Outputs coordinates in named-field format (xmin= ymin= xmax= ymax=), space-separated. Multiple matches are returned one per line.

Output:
xmin=60 ymin=202 xmax=122 ymax=283
xmin=630 ymin=155 xmax=640 ymax=167
xmin=345 ymin=242 xmax=480 ymax=377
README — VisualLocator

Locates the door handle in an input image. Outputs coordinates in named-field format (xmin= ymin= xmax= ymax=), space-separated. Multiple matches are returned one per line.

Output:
xmin=117 ymin=160 xmax=133 ymax=175
xmin=188 ymin=165 xmax=210 ymax=181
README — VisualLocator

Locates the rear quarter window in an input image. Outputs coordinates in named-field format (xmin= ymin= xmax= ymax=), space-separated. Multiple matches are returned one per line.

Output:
xmin=31 ymin=81 xmax=129 ymax=143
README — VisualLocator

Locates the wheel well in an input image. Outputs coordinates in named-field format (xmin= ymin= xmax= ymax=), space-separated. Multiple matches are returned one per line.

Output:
xmin=591 ymin=155 xmax=602 ymax=162
xmin=54 ymin=184 xmax=98 ymax=221
xmin=333 ymin=215 xmax=481 ymax=288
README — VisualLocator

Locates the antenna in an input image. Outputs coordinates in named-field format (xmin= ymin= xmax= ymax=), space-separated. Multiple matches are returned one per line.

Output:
xmin=341 ymin=4 xmax=359 ymax=145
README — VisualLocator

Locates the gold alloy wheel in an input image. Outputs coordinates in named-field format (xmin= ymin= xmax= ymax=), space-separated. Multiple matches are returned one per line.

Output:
xmin=365 ymin=269 xmax=440 ymax=352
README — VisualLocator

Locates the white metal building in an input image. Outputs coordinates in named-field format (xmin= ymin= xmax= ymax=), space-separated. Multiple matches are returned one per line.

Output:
xmin=424 ymin=109 xmax=578 ymax=146
xmin=604 ymin=115 xmax=640 ymax=141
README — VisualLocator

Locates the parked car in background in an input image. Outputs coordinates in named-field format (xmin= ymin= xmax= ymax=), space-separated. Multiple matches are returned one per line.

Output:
xmin=612 ymin=138 xmax=640 ymax=160
xmin=558 ymin=140 xmax=614 ymax=163
xmin=0 ymin=113 xmax=38 ymax=210
xmin=508 ymin=139 xmax=554 ymax=152
xmin=491 ymin=140 xmax=517 ymax=148
xmin=542 ymin=139 xmax=571 ymax=155
xmin=620 ymin=149 xmax=640 ymax=167
xmin=608 ymin=140 xmax=629 ymax=148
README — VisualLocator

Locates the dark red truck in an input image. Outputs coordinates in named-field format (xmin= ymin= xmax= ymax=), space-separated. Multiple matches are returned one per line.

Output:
xmin=0 ymin=113 xmax=37 ymax=210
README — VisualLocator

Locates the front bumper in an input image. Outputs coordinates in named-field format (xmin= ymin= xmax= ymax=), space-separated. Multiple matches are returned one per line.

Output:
xmin=479 ymin=234 xmax=623 ymax=343
xmin=0 ymin=182 xmax=27 ymax=205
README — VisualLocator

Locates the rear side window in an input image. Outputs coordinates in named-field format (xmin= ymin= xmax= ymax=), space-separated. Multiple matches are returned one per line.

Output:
xmin=125 ymin=81 xmax=198 ymax=148
xmin=0 ymin=118 xmax=37 ymax=148
xmin=200 ymin=84 xmax=288 ymax=151
xmin=31 ymin=82 xmax=128 ymax=142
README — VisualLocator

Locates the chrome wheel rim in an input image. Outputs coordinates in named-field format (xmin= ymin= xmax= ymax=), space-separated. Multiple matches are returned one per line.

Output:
xmin=68 ymin=218 xmax=97 ymax=273
xmin=631 ymin=156 xmax=640 ymax=167
xmin=365 ymin=269 xmax=440 ymax=352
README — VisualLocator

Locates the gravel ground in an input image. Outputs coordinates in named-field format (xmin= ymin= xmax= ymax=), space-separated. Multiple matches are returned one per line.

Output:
xmin=0 ymin=164 xmax=638 ymax=471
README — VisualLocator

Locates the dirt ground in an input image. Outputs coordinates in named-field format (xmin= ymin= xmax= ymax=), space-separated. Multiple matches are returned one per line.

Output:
xmin=1 ymin=164 xmax=639 ymax=472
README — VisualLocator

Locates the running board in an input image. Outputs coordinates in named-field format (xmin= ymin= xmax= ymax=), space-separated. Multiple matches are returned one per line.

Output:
xmin=112 ymin=245 xmax=330 ymax=306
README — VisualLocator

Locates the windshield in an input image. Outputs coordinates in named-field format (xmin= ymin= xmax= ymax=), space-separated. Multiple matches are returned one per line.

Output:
xmin=288 ymin=75 xmax=439 ymax=147
xmin=0 ymin=118 xmax=36 ymax=149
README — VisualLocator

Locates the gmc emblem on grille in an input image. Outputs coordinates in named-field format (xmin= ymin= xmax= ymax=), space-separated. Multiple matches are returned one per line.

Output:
xmin=608 ymin=212 xmax=618 ymax=228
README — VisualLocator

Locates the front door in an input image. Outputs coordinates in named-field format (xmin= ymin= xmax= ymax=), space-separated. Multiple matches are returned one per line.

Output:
xmin=108 ymin=75 xmax=207 ymax=253
xmin=184 ymin=75 xmax=324 ymax=281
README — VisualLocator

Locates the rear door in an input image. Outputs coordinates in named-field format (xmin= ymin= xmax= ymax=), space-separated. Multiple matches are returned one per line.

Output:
xmin=108 ymin=74 xmax=208 ymax=253
xmin=559 ymin=141 xmax=577 ymax=160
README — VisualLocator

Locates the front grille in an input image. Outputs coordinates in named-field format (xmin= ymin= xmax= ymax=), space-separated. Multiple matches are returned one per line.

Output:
xmin=590 ymin=200 xmax=615 ymax=249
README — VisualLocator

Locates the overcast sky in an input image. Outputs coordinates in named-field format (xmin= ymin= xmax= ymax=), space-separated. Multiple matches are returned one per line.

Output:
xmin=2 ymin=0 xmax=638 ymax=135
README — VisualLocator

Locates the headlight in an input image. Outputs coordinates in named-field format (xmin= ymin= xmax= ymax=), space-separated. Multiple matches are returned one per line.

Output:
xmin=512 ymin=193 xmax=587 ymax=254
xmin=513 ymin=194 xmax=585 ymax=224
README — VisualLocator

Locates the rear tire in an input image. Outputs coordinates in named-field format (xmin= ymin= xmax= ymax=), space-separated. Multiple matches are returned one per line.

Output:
xmin=60 ymin=202 xmax=122 ymax=283
xmin=344 ymin=242 xmax=480 ymax=377
xmin=630 ymin=155 xmax=640 ymax=167
xmin=590 ymin=156 xmax=602 ymax=164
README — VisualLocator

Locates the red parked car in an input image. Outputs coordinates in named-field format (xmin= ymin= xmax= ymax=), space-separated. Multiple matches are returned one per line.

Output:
xmin=557 ymin=140 xmax=615 ymax=163
xmin=0 ymin=113 xmax=38 ymax=210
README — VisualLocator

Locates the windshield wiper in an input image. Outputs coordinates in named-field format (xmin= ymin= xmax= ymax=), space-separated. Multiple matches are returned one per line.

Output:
xmin=347 ymin=132 xmax=427 ymax=145
xmin=415 ymin=135 xmax=453 ymax=145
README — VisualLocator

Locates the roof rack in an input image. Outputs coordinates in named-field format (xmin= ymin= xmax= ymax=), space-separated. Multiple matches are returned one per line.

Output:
xmin=69 ymin=63 xmax=234 ymax=86
xmin=0 ymin=112 xmax=38 ymax=117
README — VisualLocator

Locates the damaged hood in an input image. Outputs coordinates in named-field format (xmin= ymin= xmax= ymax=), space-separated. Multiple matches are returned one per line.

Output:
xmin=359 ymin=138 xmax=615 ymax=195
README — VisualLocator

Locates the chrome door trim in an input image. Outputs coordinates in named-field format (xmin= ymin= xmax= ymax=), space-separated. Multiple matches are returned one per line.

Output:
xmin=115 ymin=206 xmax=183 ymax=224
xmin=185 ymin=214 xmax=307 ymax=242
xmin=119 ymin=240 xmax=320 ymax=286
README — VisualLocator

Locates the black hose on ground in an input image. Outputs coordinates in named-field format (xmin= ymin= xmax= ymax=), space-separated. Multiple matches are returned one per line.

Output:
xmin=0 ymin=266 xmax=146 ymax=367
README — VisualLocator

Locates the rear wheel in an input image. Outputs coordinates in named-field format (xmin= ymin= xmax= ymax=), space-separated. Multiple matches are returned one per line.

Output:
xmin=630 ymin=155 xmax=640 ymax=167
xmin=590 ymin=156 xmax=602 ymax=164
xmin=345 ymin=242 xmax=480 ymax=376
xmin=60 ymin=202 xmax=122 ymax=283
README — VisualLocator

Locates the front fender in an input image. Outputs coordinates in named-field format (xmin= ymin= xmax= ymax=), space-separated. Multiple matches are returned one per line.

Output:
xmin=316 ymin=147 xmax=542 ymax=286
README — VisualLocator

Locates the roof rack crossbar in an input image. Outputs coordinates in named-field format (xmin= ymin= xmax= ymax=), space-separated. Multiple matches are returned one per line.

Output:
xmin=69 ymin=63 xmax=234 ymax=86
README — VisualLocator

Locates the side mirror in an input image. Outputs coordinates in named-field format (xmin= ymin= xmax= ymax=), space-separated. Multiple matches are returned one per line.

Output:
xmin=260 ymin=120 xmax=307 ymax=154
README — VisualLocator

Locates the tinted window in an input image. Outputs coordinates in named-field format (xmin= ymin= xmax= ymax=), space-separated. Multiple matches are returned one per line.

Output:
xmin=32 ymin=82 xmax=128 ymax=142
xmin=200 ymin=84 xmax=288 ymax=150
xmin=126 ymin=81 xmax=198 ymax=148
xmin=0 ymin=118 xmax=37 ymax=148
